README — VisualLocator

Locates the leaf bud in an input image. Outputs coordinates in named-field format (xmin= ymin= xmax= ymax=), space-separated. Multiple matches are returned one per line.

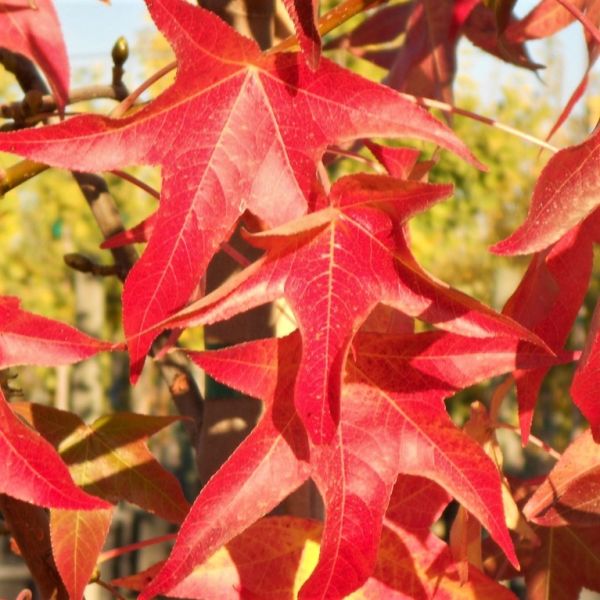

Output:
xmin=112 ymin=37 xmax=129 ymax=68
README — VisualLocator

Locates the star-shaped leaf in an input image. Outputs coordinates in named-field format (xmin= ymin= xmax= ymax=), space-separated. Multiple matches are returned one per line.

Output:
xmin=13 ymin=402 xmax=190 ymax=600
xmin=138 ymin=328 xmax=553 ymax=598
xmin=0 ymin=0 xmax=480 ymax=381
xmin=162 ymin=174 xmax=547 ymax=443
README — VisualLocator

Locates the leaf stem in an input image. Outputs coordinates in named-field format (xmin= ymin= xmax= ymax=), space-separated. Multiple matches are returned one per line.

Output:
xmin=496 ymin=423 xmax=562 ymax=461
xmin=97 ymin=532 xmax=177 ymax=564
xmin=268 ymin=0 xmax=387 ymax=55
xmin=400 ymin=93 xmax=559 ymax=153
xmin=110 ymin=61 xmax=177 ymax=119
xmin=95 ymin=578 xmax=127 ymax=600
xmin=1 ymin=84 xmax=128 ymax=122
xmin=109 ymin=169 xmax=161 ymax=199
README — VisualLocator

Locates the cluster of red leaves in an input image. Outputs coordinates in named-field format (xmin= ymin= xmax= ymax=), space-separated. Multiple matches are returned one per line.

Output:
xmin=3 ymin=0 xmax=600 ymax=598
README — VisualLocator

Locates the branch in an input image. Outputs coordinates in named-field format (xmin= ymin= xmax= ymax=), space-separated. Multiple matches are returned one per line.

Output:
xmin=1 ymin=84 xmax=128 ymax=123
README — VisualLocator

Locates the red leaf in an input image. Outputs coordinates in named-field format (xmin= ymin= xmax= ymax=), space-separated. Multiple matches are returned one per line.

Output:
xmin=506 ymin=0 xmax=586 ymax=41
xmin=100 ymin=212 xmax=157 ymax=249
xmin=463 ymin=4 xmax=542 ymax=71
xmin=522 ymin=1 xmax=600 ymax=140
xmin=0 ymin=0 xmax=69 ymax=107
xmin=0 ymin=296 xmax=113 ymax=367
xmin=0 ymin=0 xmax=480 ymax=381
xmin=283 ymin=0 xmax=321 ymax=68
xmin=0 ymin=390 xmax=108 ymax=510
xmin=502 ymin=212 xmax=600 ymax=442
xmin=117 ymin=515 xmax=514 ymax=599
xmin=138 ymin=330 xmax=553 ymax=597
xmin=385 ymin=0 xmax=475 ymax=103
xmin=521 ymin=525 xmax=600 ymax=599
xmin=364 ymin=140 xmax=421 ymax=179
xmin=13 ymin=402 xmax=190 ymax=523
xmin=571 ymin=301 xmax=600 ymax=438
xmin=164 ymin=175 xmax=548 ymax=444
xmin=366 ymin=526 xmax=516 ymax=599
xmin=524 ymin=430 xmax=600 ymax=526
xmin=507 ymin=476 xmax=600 ymax=600
xmin=50 ymin=507 xmax=114 ymax=600
xmin=385 ymin=474 xmax=451 ymax=533
xmin=324 ymin=3 xmax=413 ymax=50
xmin=492 ymin=126 xmax=600 ymax=255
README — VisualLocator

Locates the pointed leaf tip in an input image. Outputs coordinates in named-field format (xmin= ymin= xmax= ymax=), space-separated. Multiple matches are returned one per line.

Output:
xmin=492 ymin=127 xmax=600 ymax=256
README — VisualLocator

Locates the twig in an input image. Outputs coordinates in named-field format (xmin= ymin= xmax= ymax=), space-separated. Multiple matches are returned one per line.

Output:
xmin=326 ymin=146 xmax=386 ymax=172
xmin=64 ymin=253 xmax=120 ymax=277
xmin=1 ymin=84 xmax=128 ymax=122
xmin=97 ymin=532 xmax=177 ymax=564
xmin=0 ymin=159 xmax=49 ymax=195
xmin=95 ymin=578 xmax=128 ymax=600
xmin=400 ymin=93 xmax=559 ymax=153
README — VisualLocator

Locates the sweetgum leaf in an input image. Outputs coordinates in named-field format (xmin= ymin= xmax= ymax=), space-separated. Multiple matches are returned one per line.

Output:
xmin=385 ymin=475 xmax=451 ymax=534
xmin=100 ymin=212 xmax=157 ymax=248
xmin=283 ymin=0 xmax=320 ymax=68
xmin=0 ymin=0 xmax=69 ymax=107
xmin=506 ymin=0 xmax=600 ymax=139
xmin=0 ymin=390 xmax=108 ymax=510
xmin=362 ymin=527 xmax=516 ymax=599
xmin=13 ymin=402 xmax=190 ymax=523
xmin=502 ymin=211 xmax=600 ymax=442
xmin=0 ymin=296 xmax=113 ymax=367
xmin=139 ymin=330 xmax=553 ymax=598
xmin=12 ymin=403 xmax=190 ymax=599
xmin=521 ymin=525 xmax=600 ymax=599
xmin=506 ymin=0 xmax=586 ymax=41
xmin=163 ymin=175 xmax=548 ymax=444
xmin=524 ymin=430 xmax=600 ymax=526
xmin=50 ymin=507 xmax=114 ymax=600
xmin=385 ymin=0 xmax=478 ymax=104
xmin=511 ymin=476 xmax=600 ymax=600
xmin=463 ymin=4 xmax=541 ymax=70
xmin=116 ymin=515 xmax=515 ymax=599
xmin=363 ymin=141 xmax=421 ymax=179
xmin=571 ymin=299 xmax=600 ymax=437
xmin=324 ymin=3 xmax=413 ymax=50
xmin=0 ymin=0 xmax=480 ymax=381
xmin=492 ymin=126 xmax=600 ymax=255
